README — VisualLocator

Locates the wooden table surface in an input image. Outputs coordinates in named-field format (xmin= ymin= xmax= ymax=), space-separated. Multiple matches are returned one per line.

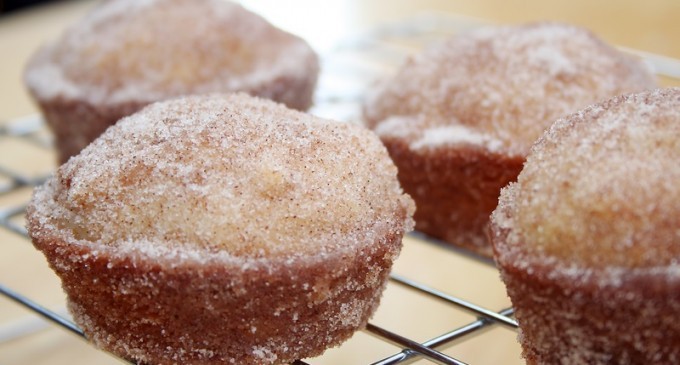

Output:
xmin=0 ymin=1 xmax=678 ymax=364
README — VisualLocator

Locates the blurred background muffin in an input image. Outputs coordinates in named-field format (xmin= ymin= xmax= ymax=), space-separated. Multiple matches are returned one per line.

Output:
xmin=363 ymin=22 xmax=657 ymax=257
xmin=23 ymin=0 xmax=319 ymax=163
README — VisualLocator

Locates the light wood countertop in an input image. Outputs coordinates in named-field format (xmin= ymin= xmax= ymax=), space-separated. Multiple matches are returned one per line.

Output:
xmin=0 ymin=1 xmax=678 ymax=364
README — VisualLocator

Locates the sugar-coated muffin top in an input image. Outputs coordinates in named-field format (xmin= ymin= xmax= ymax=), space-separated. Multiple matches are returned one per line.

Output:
xmin=493 ymin=88 xmax=680 ymax=269
xmin=25 ymin=0 xmax=316 ymax=105
xmin=30 ymin=94 xmax=414 ymax=262
xmin=365 ymin=22 xmax=657 ymax=156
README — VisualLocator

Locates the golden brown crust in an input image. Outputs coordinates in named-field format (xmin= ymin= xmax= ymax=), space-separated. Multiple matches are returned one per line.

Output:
xmin=24 ymin=0 xmax=319 ymax=163
xmin=490 ymin=87 xmax=680 ymax=364
xmin=27 ymin=94 xmax=414 ymax=365
xmin=364 ymin=22 xmax=657 ymax=257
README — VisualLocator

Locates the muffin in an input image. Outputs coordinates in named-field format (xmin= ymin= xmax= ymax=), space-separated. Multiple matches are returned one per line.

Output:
xmin=26 ymin=94 xmax=415 ymax=365
xmin=363 ymin=22 xmax=657 ymax=257
xmin=24 ymin=0 xmax=319 ymax=163
xmin=490 ymin=87 xmax=680 ymax=364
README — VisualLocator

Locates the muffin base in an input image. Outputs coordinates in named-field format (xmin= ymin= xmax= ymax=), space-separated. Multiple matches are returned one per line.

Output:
xmin=382 ymin=137 xmax=523 ymax=258
xmin=492 ymin=213 xmax=680 ymax=365
xmin=38 ymin=97 xmax=146 ymax=164
xmin=31 ymin=228 xmax=403 ymax=365
xmin=499 ymin=261 xmax=680 ymax=364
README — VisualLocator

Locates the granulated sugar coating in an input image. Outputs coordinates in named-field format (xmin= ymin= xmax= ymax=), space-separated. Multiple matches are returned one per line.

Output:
xmin=24 ymin=0 xmax=319 ymax=162
xmin=363 ymin=22 xmax=657 ymax=258
xmin=27 ymin=94 xmax=414 ymax=365
xmin=364 ymin=22 xmax=656 ymax=155
xmin=490 ymin=88 xmax=680 ymax=364
xmin=496 ymin=88 xmax=680 ymax=268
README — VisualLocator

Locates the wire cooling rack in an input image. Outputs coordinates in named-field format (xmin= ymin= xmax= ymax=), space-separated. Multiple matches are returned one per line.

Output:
xmin=2 ymin=12 xmax=679 ymax=365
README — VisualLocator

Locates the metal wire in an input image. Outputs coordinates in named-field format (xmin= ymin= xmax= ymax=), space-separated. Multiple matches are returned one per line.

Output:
xmin=389 ymin=274 xmax=518 ymax=329
xmin=0 ymin=284 xmax=84 ymax=339
xmin=365 ymin=323 xmax=469 ymax=365
xmin=370 ymin=307 xmax=516 ymax=365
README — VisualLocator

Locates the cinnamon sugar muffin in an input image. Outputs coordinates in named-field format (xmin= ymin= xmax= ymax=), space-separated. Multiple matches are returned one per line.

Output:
xmin=26 ymin=94 xmax=414 ymax=365
xmin=24 ymin=0 xmax=319 ymax=163
xmin=490 ymin=88 xmax=680 ymax=364
xmin=363 ymin=22 xmax=657 ymax=257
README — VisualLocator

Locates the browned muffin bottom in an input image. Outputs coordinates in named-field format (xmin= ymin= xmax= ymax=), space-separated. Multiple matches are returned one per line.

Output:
xmin=490 ymin=87 xmax=680 ymax=364
xmin=24 ymin=0 xmax=319 ymax=163
xmin=363 ymin=22 xmax=657 ymax=257
xmin=27 ymin=94 xmax=414 ymax=365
